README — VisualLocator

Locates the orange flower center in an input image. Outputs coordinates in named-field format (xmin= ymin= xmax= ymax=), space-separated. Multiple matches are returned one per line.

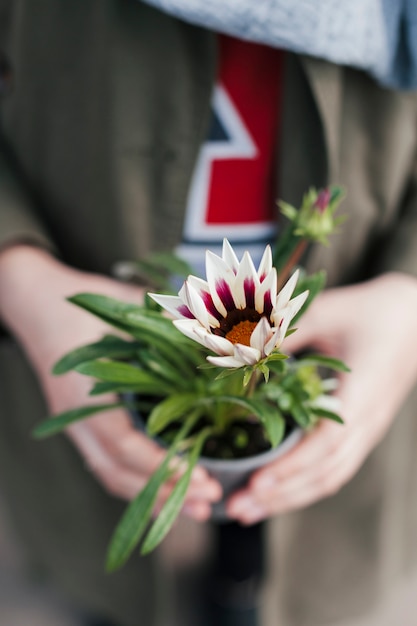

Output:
xmin=225 ymin=320 xmax=258 ymax=346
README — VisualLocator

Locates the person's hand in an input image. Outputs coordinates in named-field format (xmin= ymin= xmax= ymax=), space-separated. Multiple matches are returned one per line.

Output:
xmin=226 ymin=272 xmax=417 ymax=524
xmin=0 ymin=245 xmax=221 ymax=520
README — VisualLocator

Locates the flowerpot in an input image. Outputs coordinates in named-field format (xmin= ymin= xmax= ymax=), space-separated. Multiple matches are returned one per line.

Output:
xmin=128 ymin=400 xmax=302 ymax=521
xmin=200 ymin=427 xmax=302 ymax=520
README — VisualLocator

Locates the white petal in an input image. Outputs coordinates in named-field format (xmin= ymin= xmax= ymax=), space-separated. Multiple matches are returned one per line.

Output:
xmin=183 ymin=281 xmax=210 ymax=329
xmin=276 ymin=269 xmax=300 ymax=310
xmin=258 ymin=245 xmax=272 ymax=280
xmin=234 ymin=343 xmax=261 ymax=365
xmin=148 ymin=293 xmax=192 ymax=319
xmin=207 ymin=355 xmax=246 ymax=368
xmin=222 ymin=239 xmax=240 ymax=273
xmin=250 ymin=317 xmax=272 ymax=352
xmin=263 ymin=325 xmax=282 ymax=356
xmin=255 ymin=267 xmax=277 ymax=314
xmin=194 ymin=328 xmax=234 ymax=356
xmin=271 ymin=306 xmax=295 ymax=347
xmin=173 ymin=318 xmax=207 ymax=347
xmin=234 ymin=251 xmax=260 ymax=309
xmin=187 ymin=275 xmax=221 ymax=328
xmin=205 ymin=250 xmax=236 ymax=316
xmin=287 ymin=290 xmax=309 ymax=320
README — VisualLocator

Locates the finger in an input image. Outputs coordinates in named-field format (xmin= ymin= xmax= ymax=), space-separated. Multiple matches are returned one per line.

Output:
xmin=69 ymin=410 xmax=222 ymax=501
xmin=249 ymin=419 xmax=342 ymax=488
xmin=227 ymin=428 xmax=364 ymax=523
xmin=74 ymin=409 xmax=219 ymax=489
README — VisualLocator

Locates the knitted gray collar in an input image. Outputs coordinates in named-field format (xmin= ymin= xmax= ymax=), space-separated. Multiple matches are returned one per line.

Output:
xmin=141 ymin=0 xmax=417 ymax=90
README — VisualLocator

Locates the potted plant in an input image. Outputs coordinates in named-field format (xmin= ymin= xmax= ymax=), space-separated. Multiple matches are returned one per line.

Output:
xmin=33 ymin=186 xmax=348 ymax=570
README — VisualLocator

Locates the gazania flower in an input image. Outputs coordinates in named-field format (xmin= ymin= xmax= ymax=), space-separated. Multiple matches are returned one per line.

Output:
xmin=150 ymin=240 xmax=308 ymax=368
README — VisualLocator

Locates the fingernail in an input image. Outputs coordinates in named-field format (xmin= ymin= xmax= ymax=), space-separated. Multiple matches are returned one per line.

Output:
xmin=253 ymin=474 xmax=275 ymax=491
xmin=182 ymin=503 xmax=210 ymax=521
xmin=227 ymin=495 xmax=257 ymax=516
xmin=191 ymin=466 xmax=207 ymax=482
xmin=240 ymin=507 xmax=267 ymax=525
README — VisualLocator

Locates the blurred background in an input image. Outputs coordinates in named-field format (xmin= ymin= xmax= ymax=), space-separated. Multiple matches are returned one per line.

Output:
xmin=0 ymin=492 xmax=80 ymax=626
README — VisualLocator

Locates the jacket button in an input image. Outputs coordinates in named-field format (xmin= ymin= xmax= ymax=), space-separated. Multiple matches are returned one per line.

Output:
xmin=0 ymin=51 xmax=12 ymax=96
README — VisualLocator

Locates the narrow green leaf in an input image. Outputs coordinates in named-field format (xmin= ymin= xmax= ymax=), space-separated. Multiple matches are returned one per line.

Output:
xmin=299 ymin=354 xmax=351 ymax=373
xmin=89 ymin=382 xmax=153 ymax=397
xmin=214 ymin=367 xmax=240 ymax=381
xmin=68 ymin=294 xmax=145 ymax=332
xmin=240 ymin=398 xmax=286 ymax=447
xmin=139 ymin=349 xmax=190 ymax=387
xmin=53 ymin=335 xmax=141 ymax=375
xmin=124 ymin=310 xmax=191 ymax=345
xmin=291 ymin=400 xmax=311 ymax=428
xmin=76 ymin=360 xmax=174 ymax=394
xmin=106 ymin=416 xmax=198 ymax=571
xmin=310 ymin=407 xmax=344 ymax=424
xmin=32 ymin=402 xmax=124 ymax=439
xmin=258 ymin=364 xmax=270 ymax=383
xmin=147 ymin=392 xmax=200 ymax=436
xmin=243 ymin=368 xmax=253 ymax=387
xmin=106 ymin=457 xmax=172 ymax=572
xmin=141 ymin=428 xmax=210 ymax=554
xmin=265 ymin=352 xmax=288 ymax=361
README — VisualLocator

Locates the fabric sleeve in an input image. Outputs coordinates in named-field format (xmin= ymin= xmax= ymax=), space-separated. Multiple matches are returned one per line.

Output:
xmin=0 ymin=138 xmax=56 ymax=255
xmin=374 ymin=150 xmax=417 ymax=279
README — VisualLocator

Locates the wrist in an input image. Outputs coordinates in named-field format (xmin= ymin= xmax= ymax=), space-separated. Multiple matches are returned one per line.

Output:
xmin=0 ymin=244 xmax=71 ymax=336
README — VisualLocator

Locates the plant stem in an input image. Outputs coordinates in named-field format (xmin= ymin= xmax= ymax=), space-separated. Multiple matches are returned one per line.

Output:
xmin=246 ymin=368 xmax=261 ymax=398
xmin=277 ymin=239 xmax=308 ymax=290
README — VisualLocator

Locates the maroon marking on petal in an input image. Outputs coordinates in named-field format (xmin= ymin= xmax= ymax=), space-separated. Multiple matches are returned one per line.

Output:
xmin=216 ymin=279 xmax=235 ymax=311
xmin=244 ymin=278 xmax=255 ymax=309
xmin=178 ymin=305 xmax=195 ymax=319
xmin=201 ymin=290 xmax=222 ymax=321
xmin=259 ymin=272 xmax=267 ymax=283
xmin=263 ymin=291 xmax=273 ymax=317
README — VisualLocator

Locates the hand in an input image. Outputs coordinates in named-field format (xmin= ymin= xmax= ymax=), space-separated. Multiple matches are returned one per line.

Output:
xmin=226 ymin=272 xmax=417 ymax=524
xmin=0 ymin=245 xmax=221 ymax=520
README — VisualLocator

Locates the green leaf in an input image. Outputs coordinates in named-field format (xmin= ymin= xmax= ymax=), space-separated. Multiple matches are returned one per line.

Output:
xmin=290 ymin=400 xmax=311 ymax=428
xmin=124 ymin=310 xmax=191 ymax=345
xmin=253 ymin=400 xmax=286 ymax=447
xmin=68 ymin=294 xmax=145 ymax=332
xmin=76 ymin=360 xmax=174 ymax=394
xmin=243 ymin=368 xmax=253 ymax=387
xmin=147 ymin=392 xmax=201 ymax=436
xmin=298 ymin=354 xmax=351 ymax=373
xmin=142 ymin=251 xmax=192 ymax=279
xmin=141 ymin=428 xmax=210 ymax=554
xmin=278 ymin=200 xmax=298 ymax=221
xmin=106 ymin=415 xmax=199 ymax=571
xmin=139 ymin=349 xmax=193 ymax=388
xmin=53 ymin=335 xmax=141 ymax=375
xmin=32 ymin=402 xmax=124 ymax=439
xmin=209 ymin=395 xmax=286 ymax=448
xmin=214 ymin=367 xmax=241 ymax=381
xmin=310 ymin=407 xmax=344 ymax=424
xmin=89 ymin=382 xmax=150 ymax=397
xmin=265 ymin=352 xmax=288 ymax=362
xmin=106 ymin=456 xmax=172 ymax=572
xmin=258 ymin=363 xmax=270 ymax=383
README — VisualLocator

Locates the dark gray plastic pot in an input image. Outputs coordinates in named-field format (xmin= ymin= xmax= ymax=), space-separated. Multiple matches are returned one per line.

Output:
xmin=128 ymin=400 xmax=302 ymax=521
xmin=200 ymin=428 xmax=302 ymax=520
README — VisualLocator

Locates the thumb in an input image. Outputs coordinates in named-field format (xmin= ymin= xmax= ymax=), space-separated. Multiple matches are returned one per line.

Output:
xmin=283 ymin=289 xmax=344 ymax=355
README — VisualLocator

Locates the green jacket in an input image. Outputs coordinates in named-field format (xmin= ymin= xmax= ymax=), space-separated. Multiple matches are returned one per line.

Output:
xmin=1 ymin=2 xmax=417 ymax=625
